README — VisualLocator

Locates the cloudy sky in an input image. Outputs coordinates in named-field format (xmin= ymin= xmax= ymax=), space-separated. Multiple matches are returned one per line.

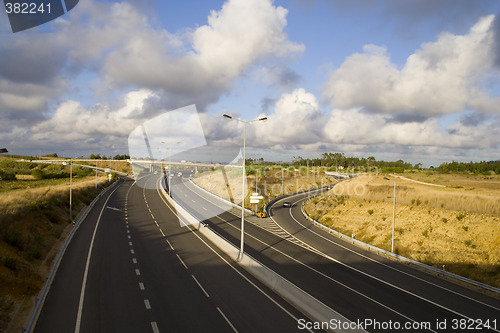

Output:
xmin=1 ymin=0 xmax=499 ymax=166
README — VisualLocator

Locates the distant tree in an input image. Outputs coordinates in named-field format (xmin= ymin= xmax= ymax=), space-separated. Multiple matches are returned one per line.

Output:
xmin=89 ymin=153 xmax=101 ymax=160
xmin=113 ymin=154 xmax=130 ymax=160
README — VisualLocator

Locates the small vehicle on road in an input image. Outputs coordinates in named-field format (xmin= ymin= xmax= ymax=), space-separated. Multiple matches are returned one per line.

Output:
xmin=283 ymin=201 xmax=292 ymax=208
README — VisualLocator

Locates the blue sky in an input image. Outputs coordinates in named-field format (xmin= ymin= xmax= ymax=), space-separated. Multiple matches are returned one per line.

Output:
xmin=1 ymin=0 xmax=499 ymax=166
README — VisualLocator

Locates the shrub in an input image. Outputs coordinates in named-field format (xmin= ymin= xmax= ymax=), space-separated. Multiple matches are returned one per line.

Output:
xmin=0 ymin=170 xmax=16 ymax=180
xmin=441 ymin=218 xmax=448 ymax=223
xmin=367 ymin=209 xmax=374 ymax=215
xmin=457 ymin=213 xmax=467 ymax=221
xmin=337 ymin=195 xmax=348 ymax=205
xmin=25 ymin=248 xmax=43 ymax=261
xmin=31 ymin=169 xmax=45 ymax=180
xmin=3 ymin=257 xmax=17 ymax=270
xmin=3 ymin=231 xmax=24 ymax=250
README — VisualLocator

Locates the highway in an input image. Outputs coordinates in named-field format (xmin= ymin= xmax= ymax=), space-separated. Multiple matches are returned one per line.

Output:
xmin=33 ymin=175 xmax=313 ymax=333
xmin=170 ymin=174 xmax=500 ymax=332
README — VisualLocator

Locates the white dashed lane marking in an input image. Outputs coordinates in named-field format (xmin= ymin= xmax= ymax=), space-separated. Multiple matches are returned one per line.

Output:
xmin=176 ymin=254 xmax=188 ymax=270
xmin=151 ymin=322 xmax=160 ymax=333
xmin=191 ymin=275 xmax=210 ymax=298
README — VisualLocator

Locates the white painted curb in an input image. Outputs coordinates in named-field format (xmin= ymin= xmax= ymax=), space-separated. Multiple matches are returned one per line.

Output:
xmin=160 ymin=182 xmax=366 ymax=333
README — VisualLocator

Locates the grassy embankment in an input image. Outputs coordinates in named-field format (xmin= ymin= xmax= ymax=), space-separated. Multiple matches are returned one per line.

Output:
xmin=304 ymin=172 xmax=500 ymax=288
xmin=0 ymin=157 xmax=119 ymax=332
xmin=193 ymin=165 xmax=337 ymax=211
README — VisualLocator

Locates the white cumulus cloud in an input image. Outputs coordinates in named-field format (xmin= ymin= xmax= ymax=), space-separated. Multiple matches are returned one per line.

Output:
xmin=322 ymin=15 xmax=500 ymax=117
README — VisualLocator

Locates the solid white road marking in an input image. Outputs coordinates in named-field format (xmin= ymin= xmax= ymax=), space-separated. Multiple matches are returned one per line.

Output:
xmin=154 ymin=178 xmax=304 ymax=326
xmin=75 ymin=184 xmax=121 ymax=333
xmin=286 ymin=196 xmax=500 ymax=312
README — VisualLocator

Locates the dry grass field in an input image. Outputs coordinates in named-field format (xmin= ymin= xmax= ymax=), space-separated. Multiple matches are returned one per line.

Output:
xmin=0 ymin=175 xmax=111 ymax=332
xmin=304 ymin=173 xmax=500 ymax=288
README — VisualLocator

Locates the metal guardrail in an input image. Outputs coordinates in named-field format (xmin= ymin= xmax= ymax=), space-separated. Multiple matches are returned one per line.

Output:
xmin=299 ymin=202 xmax=500 ymax=296
xmin=23 ymin=179 xmax=122 ymax=332
xmin=188 ymin=178 xmax=254 ymax=215
xmin=264 ymin=184 xmax=335 ymax=217
xmin=161 ymin=179 xmax=365 ymax=333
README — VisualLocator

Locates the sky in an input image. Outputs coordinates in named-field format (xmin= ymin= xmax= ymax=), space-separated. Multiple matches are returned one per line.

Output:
xmin=1 ymin=0 xmax=500 ymax=166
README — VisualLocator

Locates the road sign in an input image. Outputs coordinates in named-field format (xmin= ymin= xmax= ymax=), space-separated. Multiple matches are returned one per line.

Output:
xmin=250 ymin=195 xmax=264 ymax=200
xmin=250 ymin=199 xmax=260 ymax=204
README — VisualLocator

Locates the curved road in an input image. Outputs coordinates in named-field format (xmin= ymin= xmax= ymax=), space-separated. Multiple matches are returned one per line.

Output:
xmin=172 ymin=176 xmax=500 ymax=332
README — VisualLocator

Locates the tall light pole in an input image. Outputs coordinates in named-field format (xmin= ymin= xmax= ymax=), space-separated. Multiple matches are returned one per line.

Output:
xmin=223 ymin=114 xmax=267 ymax=261
xmin=95 ymin=159 xmax=98 ymax=189
xmin=70 ymin=159 xmax=73 ymax=222
xmin=384 ymin=177 xmax=396 ymax=253
xmin=162 ymin=141 xmax=180 ymax=197
xmin=63 ymin=160 xmax=73 ymax=222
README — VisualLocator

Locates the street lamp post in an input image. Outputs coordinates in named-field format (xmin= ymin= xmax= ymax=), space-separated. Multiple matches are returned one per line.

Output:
xmin=162 ymin=141 xmax=180 ymax=197
xmin=70 ymin=160 xmax=73 ymax=222
xmin=63 ymin=160 xmax=73 ymax=222
xmin=223 ymin=114 xmax=267 ymax=261
xmin=384 ymin=177 xmax=396 ymax=253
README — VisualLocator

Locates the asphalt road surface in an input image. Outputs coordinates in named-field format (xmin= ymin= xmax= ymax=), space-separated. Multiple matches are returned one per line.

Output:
xmin=170 ymin=174 xmax=500 ymax=333
xmin=34 ymin=175 xmax=314 ymax=333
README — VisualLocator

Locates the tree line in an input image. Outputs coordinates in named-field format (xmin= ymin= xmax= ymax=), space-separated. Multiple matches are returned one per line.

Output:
xmin=248 ymin=152 xmax=499 ymax=175
xmin=88 ymin=154 xmax=130 ymax=160
xmin=437 ymin=160 xmax=500 ymax=175
xmin=290 ymin=153 xmax=414 ymax=173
